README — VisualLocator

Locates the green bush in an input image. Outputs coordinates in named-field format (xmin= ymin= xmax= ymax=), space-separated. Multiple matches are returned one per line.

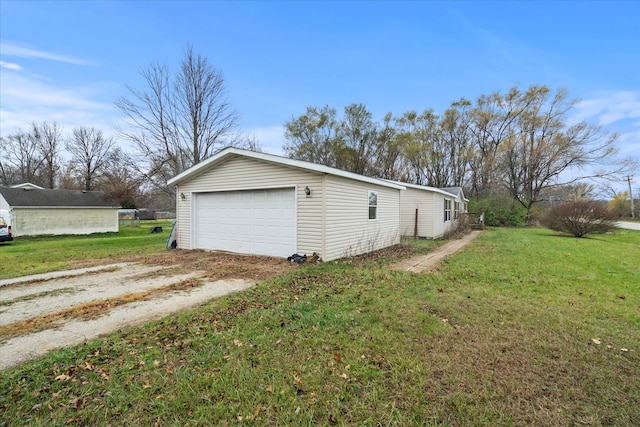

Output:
xmin=469 ymin=196 xmax=528 ymax=227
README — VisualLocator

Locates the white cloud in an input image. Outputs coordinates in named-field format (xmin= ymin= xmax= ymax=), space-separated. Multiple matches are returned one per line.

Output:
xmin=0 ymin=42 xmax=94 ymax=66
xmin=616 ymin=128 xmax=640 ymax=158
xmin=0 ymin=61 xmax=23 ymax=71
xmin=574 ymin=91 xmax=640 ymax=126
xmin=572 ymin=91 xmax=640 ymax=166
xmin=0 ymin=71 xmax=117 ymax=138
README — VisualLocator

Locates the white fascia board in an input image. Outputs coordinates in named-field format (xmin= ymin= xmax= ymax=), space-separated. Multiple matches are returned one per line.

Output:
xmin=168 ymin=147 xmax=406 ymax=191
xmin=385 ymin=180 xmax=455 ymax=197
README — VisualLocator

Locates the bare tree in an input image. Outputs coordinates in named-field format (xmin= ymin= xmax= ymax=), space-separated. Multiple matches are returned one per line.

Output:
xmin=284 ymin=105 xmax=343 ymax=167
xmin=339 ymin=103 xmax=377 ymax=175
xmin=371 ymin=112 xmax=406 ymax=181
xmin=2 ymin=130 xmax=44 ymax=185
xmin=396 ymin=110 xmax=439 ymax=186
xmin=31 ymin=121 xmax=63 ymax=188
xmin=66 ymin=126 xmax=115 ymax=191
xmin=467 ymin=86 xmax=541 ymax=196
xmin=498 ymin=87 xmax=620 ymax=221
xmin=115 ymin=45 xmax=239 ymax=193
xmin=100 ymin=148 xmax=145 ymax=208
xmin=439 ymin=99 xmax=474 ymax=188
xmin=0 ymin=136 xmax=15 ymax=185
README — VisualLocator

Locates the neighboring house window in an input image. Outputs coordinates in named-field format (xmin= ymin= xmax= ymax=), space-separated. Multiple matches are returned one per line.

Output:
xmin=369 ymin=191 xmax=377 ymax=220
xmin=444 ymin=199 xmax=451 ymax=222
xmin=454 ymin=201 xmax=460 ymax=219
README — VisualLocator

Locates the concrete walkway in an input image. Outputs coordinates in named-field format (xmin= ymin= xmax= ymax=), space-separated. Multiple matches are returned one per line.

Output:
xmin=393 ymin=230 xmax=482 ymax=273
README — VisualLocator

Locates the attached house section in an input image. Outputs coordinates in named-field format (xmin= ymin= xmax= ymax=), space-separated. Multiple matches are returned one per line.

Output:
xmin=168 ymin=148 xmax=405 ymax=261
xmin=398 ymin=182 xmax=468 ymax=239
xmin=324 ymin=175 xmax=400 ymax=260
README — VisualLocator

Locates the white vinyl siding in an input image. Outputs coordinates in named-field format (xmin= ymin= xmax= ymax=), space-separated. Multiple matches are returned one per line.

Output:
xmin=10 ymin=207 xmax=118 ymax=237
xmin=399 ymin=186 xmax=463 ymax=239
xmin=174 ymin=152 xmax=404 ymax=261
xmin=324 ymin=175 xmax=400 ymax=260
xmin=368 ymin=191 xmax=377 ymax=220
xmin=175 ymin=156 xmax=323 ymax=255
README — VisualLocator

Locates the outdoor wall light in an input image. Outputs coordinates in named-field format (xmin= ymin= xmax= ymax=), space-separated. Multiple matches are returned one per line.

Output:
xmin=304 ymin=186 xmax=311 ymax=198
xmin=180 ymin=192 xmax=186 ymax=201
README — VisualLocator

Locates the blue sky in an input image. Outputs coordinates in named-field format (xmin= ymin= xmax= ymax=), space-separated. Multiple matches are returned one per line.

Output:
xmin=1 ymin=0 xmax=639 ymax=183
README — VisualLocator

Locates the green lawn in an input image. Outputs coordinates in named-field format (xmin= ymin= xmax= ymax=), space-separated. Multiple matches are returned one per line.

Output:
xmin=0 ymin=220 xmax=174 ymax=279
xmin=1 ymin=227 xmax=638 ymax=426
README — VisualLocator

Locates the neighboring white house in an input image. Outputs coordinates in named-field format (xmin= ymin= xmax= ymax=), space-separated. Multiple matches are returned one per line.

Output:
xmin=167 ymin=148 xmax=405 ymax=261
xmin=0 ymin=186 xmax=120 ymax=237
xmin=396 ymin=182 xmax=469 ymax=239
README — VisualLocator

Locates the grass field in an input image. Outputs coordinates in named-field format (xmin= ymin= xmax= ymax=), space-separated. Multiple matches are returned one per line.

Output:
xmin=0 ymin=220 xmax=174 ymax=279
xmin=1 ymin=227 xmax=638 ymax=426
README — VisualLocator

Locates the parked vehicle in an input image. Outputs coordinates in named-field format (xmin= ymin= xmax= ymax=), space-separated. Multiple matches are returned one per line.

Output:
xmin=0 ymin=214 xmax=13 ymax=242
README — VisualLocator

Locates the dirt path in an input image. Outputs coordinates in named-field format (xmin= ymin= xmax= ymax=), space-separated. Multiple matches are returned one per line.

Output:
xmin=393 ymin=230 xmax=482 ymax=273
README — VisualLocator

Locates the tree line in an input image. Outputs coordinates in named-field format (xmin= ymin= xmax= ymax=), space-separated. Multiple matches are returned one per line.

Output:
xmin=284 ymin=85 xmax=632 ymax=220
xmin=0 ymin=122 xmax=146 ymax=208
xmin=1 ymin=46 xmax=635 ymax=218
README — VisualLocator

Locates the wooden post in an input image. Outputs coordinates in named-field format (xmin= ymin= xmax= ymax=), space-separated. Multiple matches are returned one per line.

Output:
xmin=628 ymin=176 xmax=635 ymax=219
xmin=414 ymin=208 xmax=418 ymax=239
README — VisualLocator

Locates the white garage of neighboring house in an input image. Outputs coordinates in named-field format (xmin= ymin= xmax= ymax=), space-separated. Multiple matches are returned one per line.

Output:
xmin=0 ymin=186 xmax=119 ymax=237
xmin=396 ymin=182 xmax=469 ymax=239
xmin=167 ymin=147 xmax=406 ymax=261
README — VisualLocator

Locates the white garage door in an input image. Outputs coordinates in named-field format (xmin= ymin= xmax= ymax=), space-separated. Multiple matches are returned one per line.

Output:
xmin=194 ymin=188 xmax=296 ymax=257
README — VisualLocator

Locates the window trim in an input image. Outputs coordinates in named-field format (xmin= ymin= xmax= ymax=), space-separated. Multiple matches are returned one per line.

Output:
xmin=444 ymin=199 xmax=451 ymax=222
xmin=368 ymin=190 xmax=378 ymax=220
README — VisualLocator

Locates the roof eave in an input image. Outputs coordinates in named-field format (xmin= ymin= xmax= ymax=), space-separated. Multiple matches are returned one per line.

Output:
xmin=168 ymin=147 xmax=406 ymax=190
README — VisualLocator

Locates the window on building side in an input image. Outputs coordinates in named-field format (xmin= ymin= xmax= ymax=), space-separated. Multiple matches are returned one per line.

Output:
xmin=369 ymin=191 xmax=378 ymax=220
xmin=444 ymin=199 xmax=451 ymax=222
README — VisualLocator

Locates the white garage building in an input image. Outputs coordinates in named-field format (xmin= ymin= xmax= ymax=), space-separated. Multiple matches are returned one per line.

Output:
xmin=167 ymin=148 xmax=405 ymax=261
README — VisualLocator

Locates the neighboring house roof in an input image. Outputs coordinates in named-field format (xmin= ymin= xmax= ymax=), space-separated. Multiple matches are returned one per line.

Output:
xmin=10 ymin=182 xmax=45 ymax=190
xmin=0 ymin=187 xmax=118 ymax=208
xmin=167 ymin=147 xmax=406 ymax=190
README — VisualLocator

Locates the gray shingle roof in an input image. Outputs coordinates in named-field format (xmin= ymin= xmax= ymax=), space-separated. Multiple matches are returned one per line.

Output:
xmin=0 ymin=187 xmax=118 ymax=208
xmin=440 ymin=187 xmax=462 ymax=196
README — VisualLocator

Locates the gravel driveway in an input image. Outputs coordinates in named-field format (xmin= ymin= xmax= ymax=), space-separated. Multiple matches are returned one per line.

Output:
xmin=0 ymin=262 xmax=256 ymax=370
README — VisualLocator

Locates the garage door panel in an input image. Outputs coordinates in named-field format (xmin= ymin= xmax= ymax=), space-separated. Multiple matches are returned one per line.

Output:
xmin=194 ymin=188 xmax=296 ymax=257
